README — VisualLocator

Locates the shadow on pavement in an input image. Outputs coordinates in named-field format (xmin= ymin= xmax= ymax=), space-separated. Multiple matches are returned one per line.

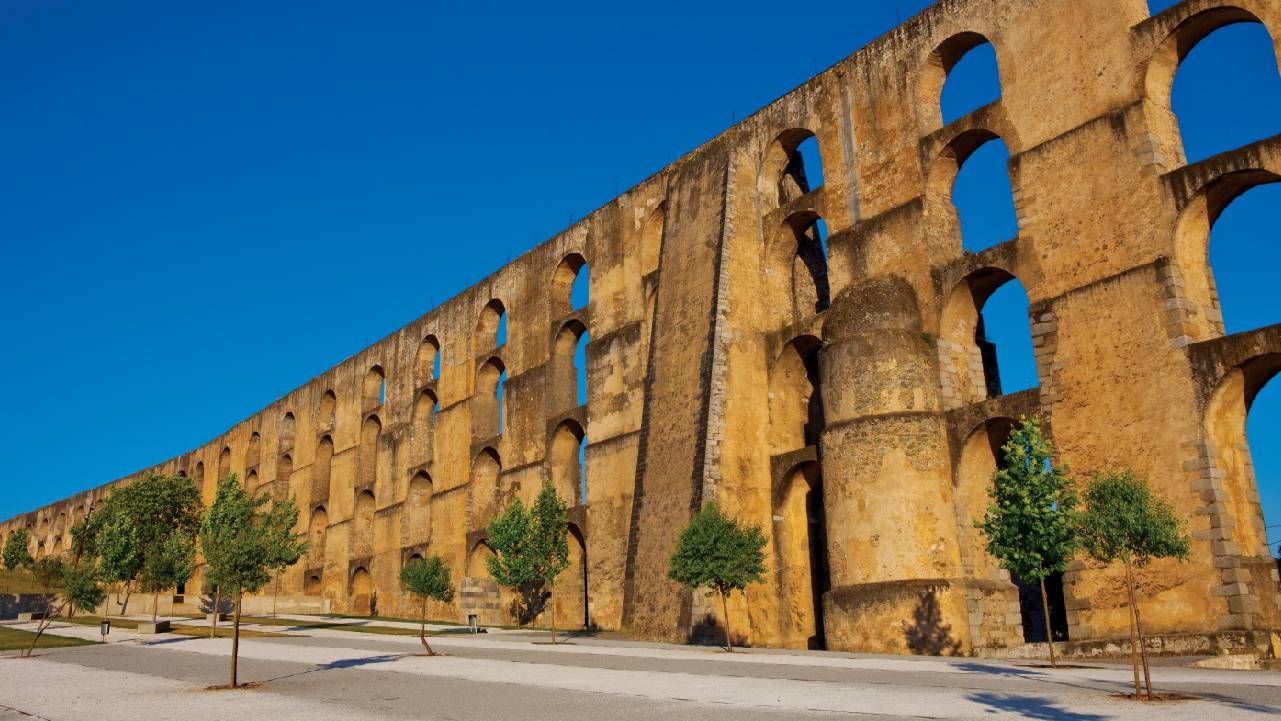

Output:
xmin=967 ymin=692 xmax=1108 ymax=720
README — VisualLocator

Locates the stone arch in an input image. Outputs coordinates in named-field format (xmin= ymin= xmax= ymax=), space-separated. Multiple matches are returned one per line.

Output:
xmin=304 ymin=573 xmax=322 ymax=596
xmin=406 ymin=471 xmax=433 ymax=546
xmin=1173 ymin=168 xmax=1281 ymax=342
xmin=245 ymin=469 xmax=259 ymax=494
xmin=758 ymin=128 xmax=825 ymax=211
xmin=938 ymin=267 xmax=1038 ymax=408
xmin=217 ymin=446 xmax=232 ymax=483
xmin=551 ymin=252 xmax=588 ymax=318
xmin=313 ymin=435 xmax=334 ymax=506
xmin=466 ymin=539 xmax=495 ymax=579
xmin=551 ymin=319 xmax=588 ymax=415
xmin=924 ymin=128 xmax=1019 ymax=256
xmin=772 ymin=460 xmax=829 ymax=649
xmin=768 ymin=335 xmax=825 ymax=455
xmin=558 ymin=522 xmax=590 ymax=630
xmin=411 ymin=388 xmax=438 ymax=465
xmin=1143 ymin=4 xmax=1280 ymax=162
xmin=475 ymin=357 xmax=506 ymax=439
xmin=363 ymin=365 xmax=386 ymax=410
xmin=359 ymin=415 xmax=382 ymax=493
xmin=765 ymin=210 xmax=831 ymax=324
xmin=918 ymin=31 xmax=1003 ymax=133
xmin=319 ymin=389 xmax=337 ymax=430
xmin=308 ymin=505 xmax=328 ymax=564
xmin=350 ymin=566 xmax=373 ymax=616
xmin=416 ymin=334 xmax=441 ymax=386
xmin=549 ymin=419 xmax=586 ymax=505
xmin=639 ymin=202 xmax=665 ymax=277
xmin=477 ymin=299 xmax=507 ymax=352
xmin=276 ymin=453 xmax=293 ymax=499
xmin=469 ymin=447 xmax=502 ymax=530
xmin=1204 ymin=352 xmax=1281 ymax=558
xmin=246 ymin=432 xmax=261 ymax=470
xmin=280 ymin=411 xmax=296 ymax=448
xmin=193 ymin=461 xmax=208 ymax=500
xmin=353 ymin=489 xmax=375 ymax=559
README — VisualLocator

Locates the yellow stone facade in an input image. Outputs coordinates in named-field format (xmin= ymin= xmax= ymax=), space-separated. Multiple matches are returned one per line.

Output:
xmin=5 ymin=0 xmax=1281 ymax=656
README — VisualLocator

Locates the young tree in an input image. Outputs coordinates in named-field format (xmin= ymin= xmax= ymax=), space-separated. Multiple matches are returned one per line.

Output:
xmin=200 ymin=475 xmax=306 ymax=688
xmin=1078 ymin=470 xmax=1190 ymax=701
xmin=80 ymin=472 xmax=202 ymax=620
xmin=21 ymin=557 xmax=105 ymax=658
xmin=974 ymin=418 xmax=1079 ymax=667
xmin=399 ymin=555 xmax=455 ymax=655
xmin=667 ymin=502 xmax=767 ymax=652
xmin=3 ymin=527 xmax=32 ymax=572
xmin=530 ymin=480 xmax=570 ymax=643
xmin=486 ymin=498 xmax=538 ymax=624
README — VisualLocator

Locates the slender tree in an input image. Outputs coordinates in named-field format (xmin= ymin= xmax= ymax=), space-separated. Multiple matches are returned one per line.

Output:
xmin=21 ymin=557 xmax=104 ymax=658
xmin=200 ymin=475 xmax=306 ymax=688
xmin=1078 ymin=470 xmax=1190 ymax=701
xmin=667 ymin=502 xmax=767 ymax=652
xmin=399 ymin=555 xmax=455 ymax=655
xmin=530 ymin=480 xmax=570 ymax=643
xmin=3 ymin=528 xmax=32 ymax=572
xmin=486 ymin=498 xmax=538 ymax=624
xmin=975 ymin=418 xmax=1079 ymax=667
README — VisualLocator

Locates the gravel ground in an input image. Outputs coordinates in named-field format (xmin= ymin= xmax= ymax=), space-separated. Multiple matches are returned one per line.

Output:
xmin=1 ymin=619 xmax=1279 ymax=720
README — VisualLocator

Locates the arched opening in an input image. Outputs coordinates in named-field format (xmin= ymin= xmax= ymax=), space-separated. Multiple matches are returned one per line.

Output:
xmin=469 ymin=448 xmax=502 ymax=530
xmin=276 ymin=454 xmax=293 ymax=499
xmin=773 ymin=461 xmax=830 ymax=649
xmin=759 ymin=128 xmax=825 ymax=211
xmin=308 ymin=506 xmax=328 ymax=564
xmin=320 ymin=389 xmax=337 ymax=430
xmin=768 ymin=336 xmax=825 ymax=455
xmin=940 ymin=38 xmax=1002 ymax=124
xmin=951 ymin=137 xmax=1018 ymax=253
xmin=313 ymin=435 xmax=334 ymax=506
xmin=217 ymin=447 xmax=232 ymax=483
xmin=406 ymin=471 xmax=433 ymax=546
xmin=305 ymin=574 xmax=322 ymax=596
xmin=766 ymin=211 xmax=830 ymax=325
xmin=246 ymin=432 xmax=261 ymax=470
xmin=954 ymin=418 xmax=1068 ymax=644
xmin=475 ymin=357 xmax=506 ymax=439
xmin=412 ymin=389 xmax=438 ymax=465
xmin=350 ymin=566 xmax=373 ymax=616
xmin=363 ymin=365 xmax=386 ymax=410
xmin=1148 ymin=6 xmax=1281 ymax=164
xmin=938 ymin=268 xmax=1038 ymax=409
xmin=552 ymin=320 xmax=588 ymax=414
xmin=640 ymin=203 xmax=665 ymax=277
xmin=477 ymin=299 xmax=507 ymax=352
xmin=193 ymin=462 xmax=208 ymax=500
xmin=354 ymin=490 xmax=375 ymax=558
xmin=549 ymin=420 xmax=586 ymax=506
xmin=359 ymin=415 xmax=382 ymax=493
xmin=245 ymin=470 xmax=259 ymax=494
xmin=416 ymin=335 xmax=441 ymax=386
xmin=556 ymin=524 xmax=589 ymax=630
xmin=280 ymin=411 xmax=296 ymax=448
xmin=552 ymin=253 xmax=589 ymax=318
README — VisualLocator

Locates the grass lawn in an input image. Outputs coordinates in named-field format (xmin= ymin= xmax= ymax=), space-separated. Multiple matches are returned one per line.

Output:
xmin=61 ymin=615 xmax=289 ymax=639
xmin=0 ymin=626 xmax=96 ymax=651
xmin=244 ymin=616 xmax=427 ymax=636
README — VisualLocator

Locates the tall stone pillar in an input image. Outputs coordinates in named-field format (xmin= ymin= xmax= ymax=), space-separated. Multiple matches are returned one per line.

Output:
xmin=817 ymin=277 xmax=970 ymax=654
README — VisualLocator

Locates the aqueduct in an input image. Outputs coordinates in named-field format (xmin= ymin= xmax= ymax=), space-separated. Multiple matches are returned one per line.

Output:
xmin=4 ymin=0 xmax=1281 ymax=655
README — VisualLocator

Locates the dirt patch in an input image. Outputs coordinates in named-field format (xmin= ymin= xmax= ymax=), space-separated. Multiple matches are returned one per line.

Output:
xmin=1109 ymin=691 xmax=1199 ymax=702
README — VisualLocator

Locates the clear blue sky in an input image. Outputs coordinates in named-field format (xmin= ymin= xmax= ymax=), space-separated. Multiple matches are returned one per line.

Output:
xmin=1 ymin=1 xmax=1277 ymax=540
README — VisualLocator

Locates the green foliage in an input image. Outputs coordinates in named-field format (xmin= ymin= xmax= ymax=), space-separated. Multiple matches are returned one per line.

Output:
xmin=486 ymin=498 xmax=537 ymax=589
xmin=3 ymin=528 xmax=32 ymax=571
xmin=530 ymin=480 xmax=570 ymax=588
xmin=667 ymin=502 xmax=767 ymax=596
xmin=1078 ymin=470 xmax=1191 ymax=567
xmin=81 ymin=472 xmax=202 ymax=592
xmin=400 ymin=556 xmax=455 ymax=604
xmin=976 ymin=419 xmax=1080 ymax=584
xmin=200 ymin=475 xmax=307 ymax=596
xmin=61 ymin=561 xmax=106 ymax=613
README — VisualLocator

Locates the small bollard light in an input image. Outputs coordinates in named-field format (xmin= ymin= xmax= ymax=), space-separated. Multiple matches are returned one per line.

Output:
xmin=468 ymin=614 xmax=478 ymax=634
xmin=99 ymin=619 xmax=110 ymax=642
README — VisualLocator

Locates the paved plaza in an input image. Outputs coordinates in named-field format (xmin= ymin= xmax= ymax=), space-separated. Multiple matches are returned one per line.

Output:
xmin=2 ymin=618 xmax=1281 ymax=720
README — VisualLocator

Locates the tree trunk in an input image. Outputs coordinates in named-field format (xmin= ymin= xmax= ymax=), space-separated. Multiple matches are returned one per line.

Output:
xmin=419 ymin=597 xmax=435 ymax=656
xmin=24 ymin=597 xmax=67 ymax=658
xmin=1123 ymin=561 xmax=1144 ymax=699
xmin=153 ymin=590 xmax=160 ymax=623
xmin=272 ymin=573 xmax=279 ymax=618
xmin=229 ymin=591 xmax=242 ymax=688
xmin=1039 ymin=578 xmax=1057 ymax=668
xmin=210 ymin=585 xmax=221 ymax=639
xmin=720 ymin=589 xmax=733 ymax=653
xmin=1128 ymin=564 xmax=1154 ymax=701
xmin=550 ymin=583 xmax=557 ymax=645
